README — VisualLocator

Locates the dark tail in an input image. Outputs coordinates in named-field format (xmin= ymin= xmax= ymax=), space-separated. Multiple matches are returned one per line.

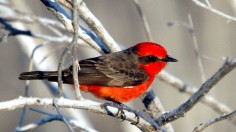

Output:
xmin=19 ymin=70 xmax=73 ymax=84
xmin=19 ymin=71 xmax=58 ymax=80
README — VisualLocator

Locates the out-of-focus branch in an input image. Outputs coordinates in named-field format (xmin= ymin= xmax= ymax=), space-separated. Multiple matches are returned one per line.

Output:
xmin=53 ymin=99 xmax=74 ymax=132
xmin=193 ymin=109 xmax=236 ymax=132
xmin=0 ymin=17 xmax=32 ymax=36
xmin=40 ymin=0 xmax=83 ymax=98
xmin=168 ymin=14 xmax=206 ymax=82
xmin=165 ymin=17 xmax=236 ymax=125
xmin=132 ymin=0 xmax=173 ymax=131
xmin=16 ymin=114 xmax=98 ymax=132
xmin=26 ymin=107 xmax=98 ymax=132
xmin=0 ymin=17 xmax=76 ymax=44
xmin=56 ymin=0 xmax=121 ymax=52
xmin=2 ymin=0 xmax=91 ymax=129
xmin=130 ymin=1 xmax=174 ymax=131
xmin=0 ymin=13 xmax=66 ymax=32
xmin=157 ymin=57 xmax=236 ymax=125
xmin=204 ymin=0 xmax=212 ymax=7
xmin=132 ymin=0 xmax=153 ymax=41
xmin=193 ymin=0 xmax=236 ymax=22
xmin=15 ymin=43 xmax=48 ymax=131
xmin=187 ymin=14 xmax=206 ymax=82
xmin=0 ymin=3 xmax=109 ymax=53
xmin=0 ymin=97 xmax=159 ymax=132
xmin=41 ymin=0 xmax=105 ymax=54
xmin=157 ymin=70 xmax=236 ymax=125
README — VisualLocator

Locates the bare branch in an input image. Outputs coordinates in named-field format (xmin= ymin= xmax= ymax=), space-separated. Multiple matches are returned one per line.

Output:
xmin=53 ymin=98 xmax=74 ymax=132
xmin=56 ymin=0 xmax=121 ymax=52
xmin=15 ymin=43 xmax=43 ymax=131
xmin=187 ymin=14 xmax=206 ymax=82
xmin=71 ymin=0 xmax=82 ymax=100
xmin=204 ymin=0 xmax=212 ymax=7
xmin=16 ymin=115 xmax=98 ymax=132
xmin=41 ymin=0 xmax=105 ymax=54
xmin=40 ymin=0 xmax=82 ymax=98
xmin=132 ymin=0 xmax=153 ymax=41
xmin=76 ymin=0 xmax=120 ymax=52
xmin=0 ymin=17 xmax=32 ymax=36
xmin=29 ymin=107 xmax=54 ymax=116
xmin=1 ymin=0 xmax=92 ymax=127
xmin=27 ymin=107 xmax=98 ymax=132
xmin=140 ymin=90 xmax=174 ymax=132
xmin=157 ymin=70 xmax=236 ymax=124
xmin=132 ymin=1 xmax=173 ymax=131
xmin=0 ymin=97 xmax=159 ymax=132
xmin=193 ymin=0 xmax=236 ymax=22
xmin=157 ymin=57 xmax=236 ymax=125
xmin=193 ymin=109 xmax=236 ymax=132
xmin=0 ymin=13 xmax=66 ymax=31
xmin=167 ymin=14 xmax=206 ymax=82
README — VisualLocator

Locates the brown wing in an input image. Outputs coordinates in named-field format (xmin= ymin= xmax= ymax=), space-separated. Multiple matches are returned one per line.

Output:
xmin=71 ymin=49 xmax=149 ymax=87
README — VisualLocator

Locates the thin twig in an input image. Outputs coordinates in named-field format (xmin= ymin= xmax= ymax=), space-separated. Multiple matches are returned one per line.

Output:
xmin=165 ymin=20 xmax=236 ymax=124
xmin=132 ymin=0 xmax=153 ymax=41
xmin=57 ymin=42 xmax=71 ymax=97
xmin=140 ymin=90 xmax=174 ymax=132
xmin=132 ymin=0 xmax=173 ymax=131
xmin=204 ymin=0 xmax=212 ymax=7
xmin=193 ymin=0 xmax=236 ymax=22
xmin=15 ymin=43 xmax=46 ymax=131
xmin=167 ymin=15 xmax=206 ymax=82
xmin=16 ymin=114 xmax=98 ymax=132
xmin=29 ymin=107 xmax=54 ymax=116
xmin=3 ymin=0 xmax=91 ymax=128
xmin=0 ymin=17 xmax=32 ymax=36
xmin=53 ymin=98 xmax=74 ymax=132
xmin=41 ymin=0 xmax=105 ymax=54
xmin=0 ymin=7 xmax=108 ymax=53
xmin=71 ymin=0 xmax=82 ymax=100
xmin=0 ymin=16 xmax=77 ymax=44
xmin=29 ymin=108 xmax=97 ymax=131
xmin=157 ymin=57 xmax=236 ymax=125
xmin=157 ymin=70 xmax=236 ymax=125
xmin=56 ymin=0 xmax=121 ymax=52
xmin=193 ymin=109 xmax=236 ymax=132
xmin=16 ymin=115 xmax=61 ymax=131
xmin=0 ymin=13 xmax=65 ymax=31
xmin=38 ymin=44 xmax=67 ymax=65
xmin=187 ymin=14 xmax=206 ymax=82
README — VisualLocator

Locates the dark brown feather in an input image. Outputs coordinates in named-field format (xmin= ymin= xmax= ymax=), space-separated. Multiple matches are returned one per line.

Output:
xmin=72 ymin=48 xmax=149 ymax=87
xmin=19 ymin=48 xmax=149 ymax=87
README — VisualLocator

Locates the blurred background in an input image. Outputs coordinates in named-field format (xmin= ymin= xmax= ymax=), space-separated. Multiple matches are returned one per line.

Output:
xmin=0 ymin=0 xmax=235 ymax=131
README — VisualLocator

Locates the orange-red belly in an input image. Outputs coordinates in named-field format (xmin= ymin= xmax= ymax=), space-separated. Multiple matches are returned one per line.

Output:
xmin=79 ymin=79 xmax=153 ymax=102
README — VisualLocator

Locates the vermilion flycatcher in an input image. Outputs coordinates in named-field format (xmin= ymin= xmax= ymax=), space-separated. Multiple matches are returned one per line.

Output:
xmin=19 ymin=42 xmax=177 ymax=102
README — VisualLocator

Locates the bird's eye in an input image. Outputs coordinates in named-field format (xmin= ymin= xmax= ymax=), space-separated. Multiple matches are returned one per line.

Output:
xmin=146 ymin=55 xmax=157 ymax=62
xmin=139 ymin=55 xmax=159 ymax=64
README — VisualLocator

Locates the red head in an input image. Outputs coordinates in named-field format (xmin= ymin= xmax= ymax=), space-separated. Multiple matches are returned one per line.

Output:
xmin=134 ymin=42 xmax=177 ymax=77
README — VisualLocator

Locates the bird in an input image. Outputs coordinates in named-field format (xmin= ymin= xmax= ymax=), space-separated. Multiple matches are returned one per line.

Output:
xmin=19 ymin=42 xmax=177 ymax=102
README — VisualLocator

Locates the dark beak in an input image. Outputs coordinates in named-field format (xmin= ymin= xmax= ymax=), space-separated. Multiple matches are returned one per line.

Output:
xmin=163 ymin=55 xmax=178 ymax=62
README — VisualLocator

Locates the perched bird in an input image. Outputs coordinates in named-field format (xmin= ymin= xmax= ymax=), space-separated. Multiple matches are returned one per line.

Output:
xmin=19 ymin=42 xmax=177 ymax=102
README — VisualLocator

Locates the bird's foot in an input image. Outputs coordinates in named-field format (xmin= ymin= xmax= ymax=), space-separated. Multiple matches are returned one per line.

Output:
xmin=101 ymin=100 xmax=140 ymax=124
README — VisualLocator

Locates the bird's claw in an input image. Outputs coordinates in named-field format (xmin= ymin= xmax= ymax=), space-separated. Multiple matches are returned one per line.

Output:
xmin=117 ymin=108 xmax=126 ymax=121
xmin=131 ymin=113 xmax=140 ymax=125
xmin=101 ymin=102 xmax=127 ymax=121
xmin=101 ymin=101 xmax=141 ymax=125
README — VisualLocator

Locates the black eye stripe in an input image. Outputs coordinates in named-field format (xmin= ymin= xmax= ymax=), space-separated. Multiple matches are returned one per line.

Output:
xmin=139 ymin=55 xmax=160 ymax=64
